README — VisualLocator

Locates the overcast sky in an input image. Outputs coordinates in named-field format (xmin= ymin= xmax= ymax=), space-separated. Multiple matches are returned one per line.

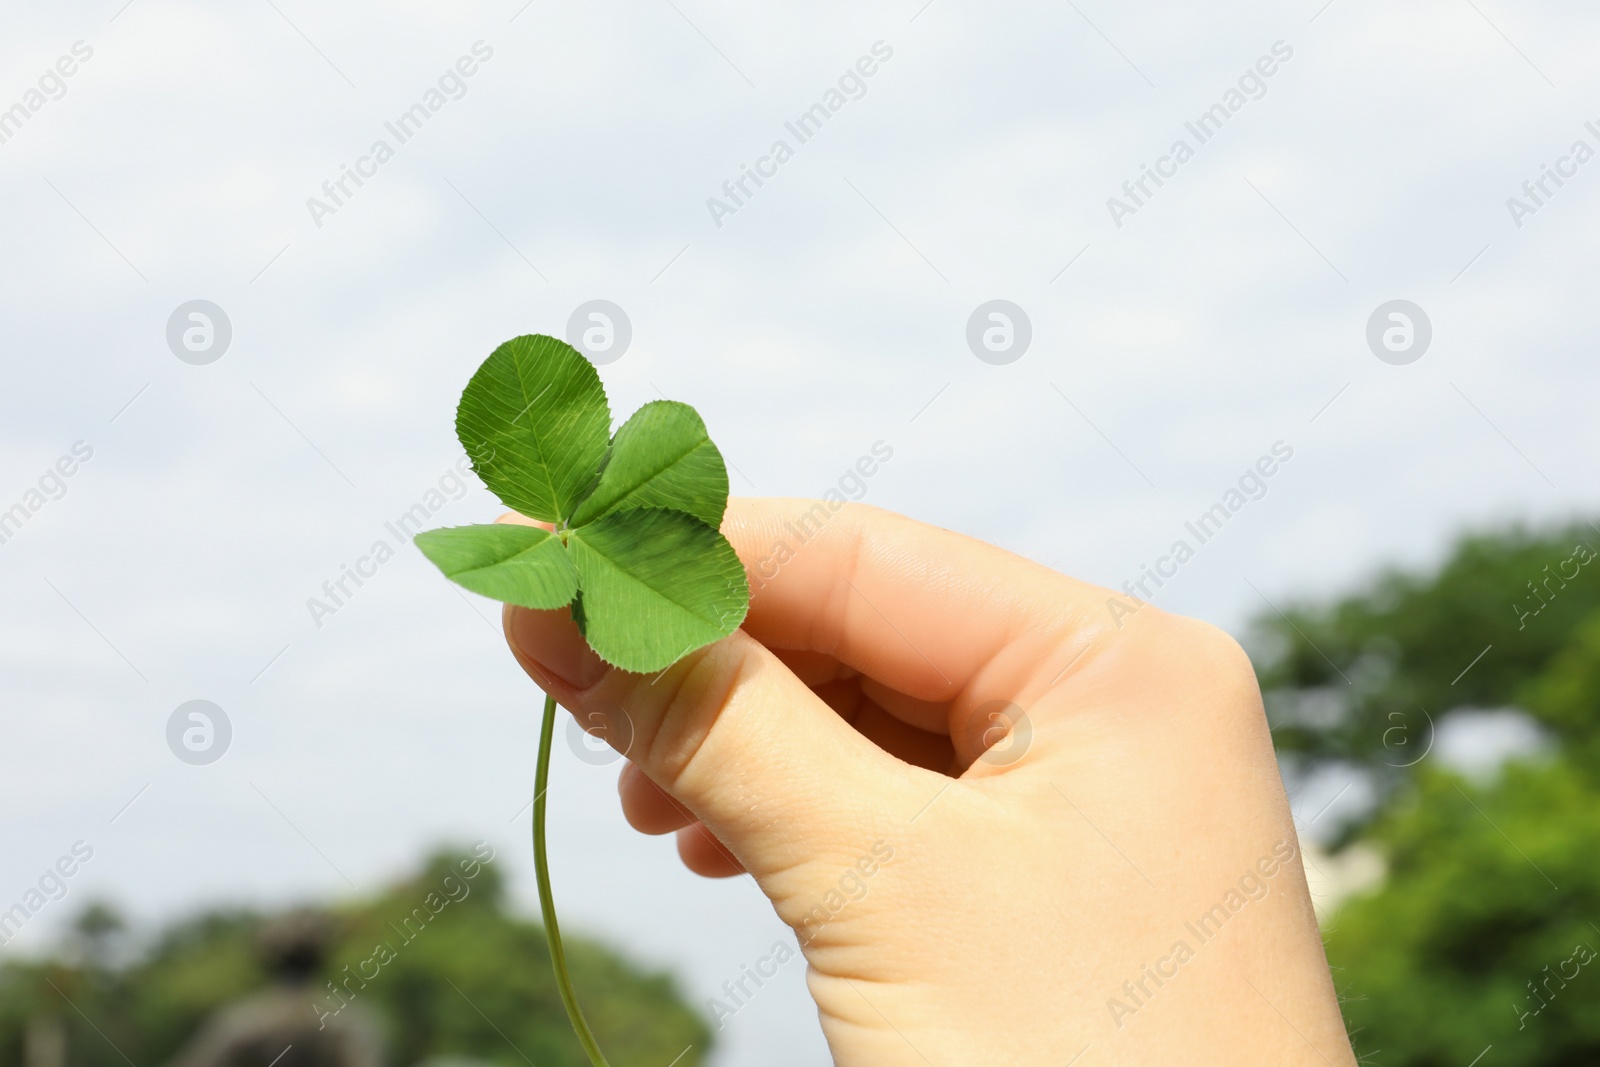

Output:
xmin=3 ymin=0 xmax=1598 ymax=1064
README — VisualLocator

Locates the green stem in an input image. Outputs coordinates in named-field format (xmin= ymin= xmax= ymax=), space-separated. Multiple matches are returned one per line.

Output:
xmin=534 ymin=690 xmax=611 ymax=1067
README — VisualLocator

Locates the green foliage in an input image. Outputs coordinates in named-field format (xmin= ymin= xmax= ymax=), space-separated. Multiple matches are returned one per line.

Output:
xmin=418 ymin=335 xmax=749 ymax=674
xmin=0 ymin=850 xmax=710 ymax=1067
xmin=1329 ymin=761 xmax=1600 ymax=1064
xmin=1522 ymin=613 xmax=1600 ymax=771
xmin=1251 ymin=519 xmax=1600 ymax=781
xmin=1253 ymin=517 xmax=1600 ymax=1064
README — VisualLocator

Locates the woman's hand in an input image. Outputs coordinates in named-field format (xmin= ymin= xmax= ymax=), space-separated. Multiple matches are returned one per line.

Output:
xmin=501 ymin=499 xmax=1355 ymax=1066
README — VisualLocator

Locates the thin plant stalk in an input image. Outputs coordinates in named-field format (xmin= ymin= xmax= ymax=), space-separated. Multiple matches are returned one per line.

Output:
xmin=534 ymin=689 xmax=612 ymax=1067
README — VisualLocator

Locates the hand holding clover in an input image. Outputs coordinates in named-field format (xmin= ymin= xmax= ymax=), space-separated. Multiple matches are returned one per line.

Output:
xmin=417 ymin=334 xmax=748 ymax=1065
xmin=416 ymin=335 xmax=1356 ymax=1067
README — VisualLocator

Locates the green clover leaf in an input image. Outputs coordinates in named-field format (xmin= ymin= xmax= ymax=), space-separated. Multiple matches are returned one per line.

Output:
xmin=418 ymin=334 xmax=750 ymax=674
xmin=570 ymin=400 xmax=729 ymax=528
xmin=455 ymin=333 xmax=611 ymax=524
xmin=566 ymin=507 xmax=748 ymax=669
xmin=411 ymin=524 xmax=578 ymax=609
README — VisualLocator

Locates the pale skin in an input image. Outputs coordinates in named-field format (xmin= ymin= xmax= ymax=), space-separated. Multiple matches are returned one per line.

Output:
xmin=500 ymin=499 xmax=1358 ymax=1066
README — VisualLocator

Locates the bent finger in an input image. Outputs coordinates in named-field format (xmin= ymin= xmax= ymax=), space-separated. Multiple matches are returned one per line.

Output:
xmin=617 ymin=761 xmax=696 ymax=836
xmin=677 ymin=824 xmax=746 ymax=878
xmin=504 ymin=599 xmax=927 ymax=876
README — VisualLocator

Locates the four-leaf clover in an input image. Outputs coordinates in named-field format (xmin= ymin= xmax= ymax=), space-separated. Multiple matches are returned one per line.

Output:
xmin=415 ymin=334 xmax=749 ymax=674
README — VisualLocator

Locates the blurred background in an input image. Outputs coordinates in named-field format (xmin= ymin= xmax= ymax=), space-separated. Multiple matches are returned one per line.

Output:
xmin=2 ymin=0 xmax=1597 ymax=1063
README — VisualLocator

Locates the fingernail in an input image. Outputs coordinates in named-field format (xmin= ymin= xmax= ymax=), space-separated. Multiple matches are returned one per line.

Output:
xmin=507 ymin=605 xmax=609 ymax=691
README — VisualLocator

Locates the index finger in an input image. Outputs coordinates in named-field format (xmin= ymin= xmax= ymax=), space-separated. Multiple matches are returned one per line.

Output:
xmin=724 ymin=498 xmax=1113 ymax=703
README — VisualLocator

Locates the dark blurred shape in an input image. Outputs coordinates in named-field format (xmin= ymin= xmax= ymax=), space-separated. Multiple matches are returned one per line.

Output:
xmin=256 ymin=911 xmax=337 ymax=984
xmin=168 ymin=909 xmax=380 ymax=1067
xmin=69 ymin=904 xmax=125 ymax=971
xmin=0 ymin=847 xmax=709 ymax=1067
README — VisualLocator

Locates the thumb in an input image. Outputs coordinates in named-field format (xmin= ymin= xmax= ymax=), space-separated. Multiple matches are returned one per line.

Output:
xmin=504 ymin=602 xmax=922 ymax=878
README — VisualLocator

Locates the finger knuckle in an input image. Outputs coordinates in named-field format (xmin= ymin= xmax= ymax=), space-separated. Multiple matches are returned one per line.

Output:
xmin=1174 ymin=617 xmax=1265 ymax=714
xmin=639 ymin=637 xmax=757 ymax=791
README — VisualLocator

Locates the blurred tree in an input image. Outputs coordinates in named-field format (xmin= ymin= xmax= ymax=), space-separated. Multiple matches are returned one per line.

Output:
xmin=1522 ymin=611 xmax=1600 ymax=771
xmin=1327 ymin=759 xmax=1600 ymax=1065
xmin=1250 ymin=519 xmax=1600 ymax=794
xmin=1248 ymin=518 xmax=1600 ymax=1064
xmin=0 ymin=849 xmax=710 ymax=1067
